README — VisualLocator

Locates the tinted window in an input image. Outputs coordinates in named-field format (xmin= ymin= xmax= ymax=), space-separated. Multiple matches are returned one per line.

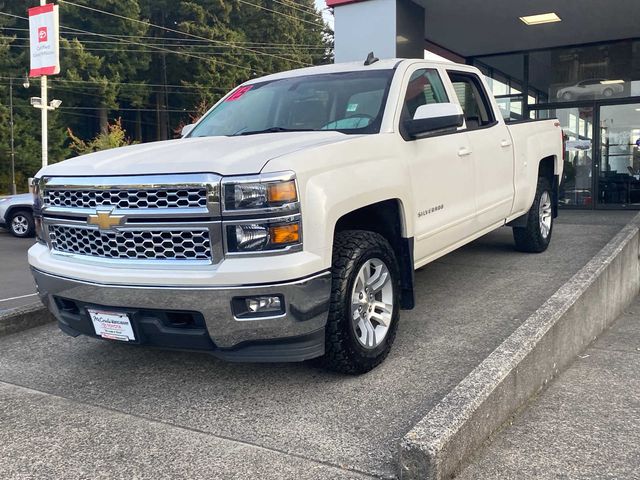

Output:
xmin=448 ymin=71 xmax=495 ymax=130
xmin=401 ymin=68 xmax=449 ymax=120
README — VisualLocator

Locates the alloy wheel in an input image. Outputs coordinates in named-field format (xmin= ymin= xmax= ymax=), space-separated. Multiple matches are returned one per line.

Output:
xmin=350 ymin=258 xmax=394 ymax=349
xmin=539 ymin=191 xmax=552 ymax=239
xmin=11 ymin=214 xmax=29 ymax=236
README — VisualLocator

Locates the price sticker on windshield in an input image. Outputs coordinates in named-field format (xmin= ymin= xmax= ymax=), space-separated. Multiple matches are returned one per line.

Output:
xmin=226 ymin=85 xmax=253 ymax=102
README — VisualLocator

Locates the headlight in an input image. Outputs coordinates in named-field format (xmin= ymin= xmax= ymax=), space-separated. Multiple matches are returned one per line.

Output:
xmin=222 ymin=174 xmax=298 ymax=212
xmin=226 ymin=218 xmax=301 ymax=253
xmin=222 ymin=172 xmax=301 ymax=255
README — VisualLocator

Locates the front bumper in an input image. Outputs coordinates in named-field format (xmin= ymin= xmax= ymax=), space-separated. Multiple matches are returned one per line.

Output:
xmin=32 ymin=268 xmax=331 ymax=362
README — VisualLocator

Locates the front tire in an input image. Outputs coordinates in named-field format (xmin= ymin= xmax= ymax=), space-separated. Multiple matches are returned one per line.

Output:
xmin=513 ymin=178 xmax=553 ymax=253
xmin=321 ymin=230 xmax=400 ymax=374
xmin=9 ymin=210 xmax=35 ymax=238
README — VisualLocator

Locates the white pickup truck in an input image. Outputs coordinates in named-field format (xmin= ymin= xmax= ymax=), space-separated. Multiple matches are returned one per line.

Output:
xmin=29 ymin=58 xmax=563 ymax=374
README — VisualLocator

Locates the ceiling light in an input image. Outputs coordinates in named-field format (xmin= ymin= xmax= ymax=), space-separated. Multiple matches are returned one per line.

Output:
xmin=520 ymin=13 xmax=561 ymax=25
xmin=600 ymin=80 xmax=625 ymax=85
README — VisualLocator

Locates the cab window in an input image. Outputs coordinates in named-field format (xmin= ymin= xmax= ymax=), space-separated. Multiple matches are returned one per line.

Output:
xmin=447 ymin=71 xmax=495 ymax=130
xmin=401 ymin=69 xmax=449 ymax=121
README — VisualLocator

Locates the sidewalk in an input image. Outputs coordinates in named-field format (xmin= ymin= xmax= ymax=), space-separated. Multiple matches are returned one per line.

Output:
xmin=458 ymin=295 xmax=640 ymax=480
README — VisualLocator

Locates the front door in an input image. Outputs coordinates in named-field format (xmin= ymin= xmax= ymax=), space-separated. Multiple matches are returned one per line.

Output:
xmin=399 ymin=66 xmax=477 ymax=264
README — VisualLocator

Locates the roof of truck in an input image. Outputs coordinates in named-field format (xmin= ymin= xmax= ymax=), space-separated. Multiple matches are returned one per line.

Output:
xmin=244 ymin=58 xmax=459 ymax=84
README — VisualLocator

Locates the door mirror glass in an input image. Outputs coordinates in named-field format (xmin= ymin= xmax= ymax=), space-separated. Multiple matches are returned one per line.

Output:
xmin=181 ymin=123 xmax=196 ymax=137
xmin=404 ymin=102 xmax=464 ymax=139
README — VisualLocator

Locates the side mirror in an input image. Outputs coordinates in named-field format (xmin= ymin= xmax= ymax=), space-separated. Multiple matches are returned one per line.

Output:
xmin=181 ymin=123 xmax=196 ymax=137
xmin=404 ymin=103 xmax=464 ymax=139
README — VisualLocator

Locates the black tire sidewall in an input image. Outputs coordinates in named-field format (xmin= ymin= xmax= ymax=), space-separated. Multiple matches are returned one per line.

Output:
xmin=10 ymin=210 xmax=35 ymax=238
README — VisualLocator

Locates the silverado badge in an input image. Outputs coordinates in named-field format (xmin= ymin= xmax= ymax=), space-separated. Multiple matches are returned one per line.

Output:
xmin=87 ymin=209 xmax=125 ymax=230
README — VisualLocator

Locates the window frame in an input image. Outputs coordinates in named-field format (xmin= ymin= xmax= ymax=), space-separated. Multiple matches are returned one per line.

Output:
xmin=446 ymin=70 xmax=498 ymax=131
xmin=397 ymin=65 xmax=456 ymax=141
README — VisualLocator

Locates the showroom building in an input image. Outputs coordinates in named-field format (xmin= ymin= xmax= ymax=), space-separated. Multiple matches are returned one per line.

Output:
xmin=327 ymin=0 xmax=640 ymax=209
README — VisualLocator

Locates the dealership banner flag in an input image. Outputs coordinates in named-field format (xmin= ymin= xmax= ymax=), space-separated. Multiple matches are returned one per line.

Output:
xmin=28 ymin=3 xmax=60 ymax=77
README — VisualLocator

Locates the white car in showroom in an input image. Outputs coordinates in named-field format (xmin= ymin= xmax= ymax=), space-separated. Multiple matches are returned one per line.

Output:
xmin=556 ymin=78 xmax=625 ymax=101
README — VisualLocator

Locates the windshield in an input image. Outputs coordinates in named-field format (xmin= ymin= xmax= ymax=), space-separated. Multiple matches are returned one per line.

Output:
xmin=189 ymin=70 xmax=395 ymax=137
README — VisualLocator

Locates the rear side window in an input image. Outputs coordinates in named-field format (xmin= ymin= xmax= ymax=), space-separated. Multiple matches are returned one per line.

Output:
xmin=401 ymin=68 xmax=449 ymax=121
xmin=447 ymin=71 xmax=495 ymax=130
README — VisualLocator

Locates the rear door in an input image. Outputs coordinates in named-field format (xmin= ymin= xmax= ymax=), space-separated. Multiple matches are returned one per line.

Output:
xmin=446 ymin=70 xmax=515 ymax=227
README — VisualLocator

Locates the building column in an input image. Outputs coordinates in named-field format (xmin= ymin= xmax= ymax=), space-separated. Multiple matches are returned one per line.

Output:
xmin=327 ymin=0 xmax=425 ymax=63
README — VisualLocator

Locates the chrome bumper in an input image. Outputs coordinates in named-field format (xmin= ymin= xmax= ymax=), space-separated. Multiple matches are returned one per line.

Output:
xmin=32 ymin=268 xmax=331 ymax=358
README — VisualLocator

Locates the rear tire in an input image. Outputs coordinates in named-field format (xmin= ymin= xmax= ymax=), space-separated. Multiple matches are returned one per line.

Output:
xmin=320 ymin=230 xmax=400 ymax=374
xmin=9 ymin=210 xmax=35 ymax=238
xmin=513 ymin=177 xmax=553 ymax=253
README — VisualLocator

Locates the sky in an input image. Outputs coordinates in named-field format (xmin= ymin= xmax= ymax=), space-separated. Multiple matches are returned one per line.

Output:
xmin=314 ymin=0 xmax=335 ymax=28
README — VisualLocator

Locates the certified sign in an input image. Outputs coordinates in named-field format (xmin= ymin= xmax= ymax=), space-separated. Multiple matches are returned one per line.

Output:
xmin=28 ymin=3 xmax=60 ymax=77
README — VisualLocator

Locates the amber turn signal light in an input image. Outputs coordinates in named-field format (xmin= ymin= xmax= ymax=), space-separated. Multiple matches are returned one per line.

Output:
xmin=267 ymin=180 xmax=297 ymax=204
xmin=270 ymin=223 xmax=300 ymax=244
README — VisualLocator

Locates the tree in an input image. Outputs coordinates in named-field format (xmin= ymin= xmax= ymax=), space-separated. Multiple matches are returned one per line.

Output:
xmin=0 ymin=0 xmax=333 ymax=193
xmin=68 ymin=117 xmax=134 ymax=155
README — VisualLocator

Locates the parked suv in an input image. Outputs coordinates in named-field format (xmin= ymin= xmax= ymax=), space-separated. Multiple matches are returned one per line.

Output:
xmin=0 ymin=194 xmax=35 ymax=238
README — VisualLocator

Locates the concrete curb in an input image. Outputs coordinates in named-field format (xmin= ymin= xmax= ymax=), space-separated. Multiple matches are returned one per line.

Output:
xmin=0 ymin=301 xmax=54 ymax=338
xmin=399 ymin=213 xmax=640 ymax=480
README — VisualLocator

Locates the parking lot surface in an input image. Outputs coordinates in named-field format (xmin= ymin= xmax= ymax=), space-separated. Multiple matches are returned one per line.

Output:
xmin=0 ymin=231 xmax=38 ymax=312
xmin=0 ymin=211 xmax=635 ymax=479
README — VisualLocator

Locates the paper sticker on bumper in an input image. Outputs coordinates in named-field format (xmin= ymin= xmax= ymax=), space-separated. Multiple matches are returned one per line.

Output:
xmin=88 ymin=309 xmax=135 ymax=342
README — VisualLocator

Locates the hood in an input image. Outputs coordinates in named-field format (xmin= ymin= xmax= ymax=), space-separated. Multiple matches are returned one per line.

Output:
xmin=38 ymin=132 xmax=356 ymax=178
xmin=0 ymin=193 xmax=33 ymax=204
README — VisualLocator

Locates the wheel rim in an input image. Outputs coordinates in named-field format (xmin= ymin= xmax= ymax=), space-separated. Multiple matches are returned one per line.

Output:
xmin=350 ymin=258 xmax=394 ymax=349
xmin=11 ymin=215 xmax=29 ymax=235
xmin=539 ymin=191 xmax=552 ymax=240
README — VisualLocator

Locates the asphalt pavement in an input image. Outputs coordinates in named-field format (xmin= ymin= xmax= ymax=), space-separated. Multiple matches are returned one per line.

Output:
xmin=458 ymin=294 xmax=640 ymax=480
xmin=0 ymin=230 xmax=38 ymax=312
xmin=0 ymin=211 xmax=635 ymax=479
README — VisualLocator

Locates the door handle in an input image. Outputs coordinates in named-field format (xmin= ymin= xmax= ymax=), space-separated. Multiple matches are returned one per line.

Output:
xmin=458 ymin=147 xmax=473 ymax=157
xmin=500 ymin=140 xmax=513 ymax=148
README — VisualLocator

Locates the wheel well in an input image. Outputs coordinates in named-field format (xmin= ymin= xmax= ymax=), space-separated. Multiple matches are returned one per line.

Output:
xmin=334 ymin=200 xmax=415 ymax=310
xmin=539 ymin=156 xmax=559 ymax=218
xmin=6 ymin=206 xmax=33 ymax=220
xmin=538 ymin=156 xmax=555 ymax=185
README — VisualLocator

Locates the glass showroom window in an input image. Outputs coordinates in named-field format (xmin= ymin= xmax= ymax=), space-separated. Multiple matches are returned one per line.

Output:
xmin=537 ymin=107 xmax=595 ymax=207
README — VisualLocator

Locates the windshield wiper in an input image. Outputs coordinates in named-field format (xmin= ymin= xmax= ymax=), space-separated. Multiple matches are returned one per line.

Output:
xmin=231 ymin=127 xmax=315 ymax=137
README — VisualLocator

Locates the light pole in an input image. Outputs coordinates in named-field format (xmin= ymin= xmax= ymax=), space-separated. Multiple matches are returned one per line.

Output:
xmin=9 ymin=77 xmax=16 ymax=195
xmin=8 ymin=74 xmax=30 ymax=195
xmin=29 ymin=86 xmax=62 ymax=170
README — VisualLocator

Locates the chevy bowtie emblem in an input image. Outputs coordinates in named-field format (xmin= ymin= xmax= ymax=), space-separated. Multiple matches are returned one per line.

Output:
xmin=87 ymin=209 xmax=124 ymax=230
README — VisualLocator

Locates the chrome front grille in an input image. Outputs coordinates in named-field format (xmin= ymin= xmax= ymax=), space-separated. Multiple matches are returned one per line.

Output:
xmin=48 ymin=225 xmax=212 ymax=261
xmin=43 ymin=188 xmax=208 ymax=209
xmin=38 ymin=174 xmax=223 ymax=265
